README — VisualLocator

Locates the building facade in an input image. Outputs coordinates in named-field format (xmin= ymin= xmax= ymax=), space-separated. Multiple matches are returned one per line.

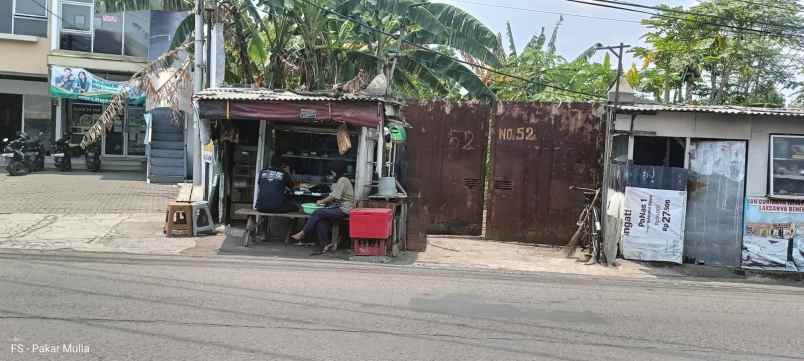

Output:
xmin=0 ymin=0 xmax=52 ymax=144
xmin=608 ymin=104 xmax=804 ymax=273
xmin=1 ymin=0 xmax=187 ymax=171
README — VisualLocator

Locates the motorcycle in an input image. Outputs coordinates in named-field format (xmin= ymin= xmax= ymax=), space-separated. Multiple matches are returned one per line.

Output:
xmin=2 ymin=132 xmax=45 ymax=176
xmin=85 ymin=142 xmax=101 ymax=172
xmin=53 ymin=136 xmax=72 ymax=171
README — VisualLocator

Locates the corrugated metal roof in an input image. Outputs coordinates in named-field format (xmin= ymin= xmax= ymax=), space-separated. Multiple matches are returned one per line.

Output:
xmin=194 ymin=87 xmax=387 ymax=102
xmin=617 ymin=103 xmax=804 ymax=117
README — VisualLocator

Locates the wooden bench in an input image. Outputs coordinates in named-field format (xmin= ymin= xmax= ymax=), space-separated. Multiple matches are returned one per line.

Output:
xmin=234 ymin=209 xmax=345 ymax=249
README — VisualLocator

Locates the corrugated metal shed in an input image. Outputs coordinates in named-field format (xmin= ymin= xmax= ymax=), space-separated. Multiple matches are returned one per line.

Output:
xmin=618 ymin=104 xmax=804 ymax=117
xmin=194 ymin=87 xmax=387 ymax=103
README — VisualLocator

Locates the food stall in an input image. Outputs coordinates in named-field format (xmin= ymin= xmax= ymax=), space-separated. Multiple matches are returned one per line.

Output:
xmin=194 ymin=88 xmax=408 ymax=255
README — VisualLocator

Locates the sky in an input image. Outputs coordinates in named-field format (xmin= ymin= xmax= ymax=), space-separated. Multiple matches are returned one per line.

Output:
xmin=434 ymin=0 xmax=698 ymax=66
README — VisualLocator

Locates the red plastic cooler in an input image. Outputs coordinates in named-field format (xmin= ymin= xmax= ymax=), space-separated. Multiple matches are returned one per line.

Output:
xmin=349 ymin=208 xmax=393 ymax=239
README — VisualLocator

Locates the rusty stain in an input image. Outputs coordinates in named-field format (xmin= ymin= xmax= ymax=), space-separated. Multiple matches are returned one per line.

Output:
xmin=487 ymin=102 xmax=604 ymax=244
xmin=403 ymin=101 xmax=490 ymax=251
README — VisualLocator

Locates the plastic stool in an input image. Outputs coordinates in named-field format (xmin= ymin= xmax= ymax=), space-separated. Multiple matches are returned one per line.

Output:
xmin=192 ymin=201 xmax=215 ymax=236
xmin=165 ymin=201 xmax=193 ymax=237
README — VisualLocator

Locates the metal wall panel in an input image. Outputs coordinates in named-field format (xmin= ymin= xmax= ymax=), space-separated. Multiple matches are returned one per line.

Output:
xmin=403 ymin=101 xmax=490 ymax=251
xmin=487 ymin=103 xmax=604 ymax=243
xmin=684 ymin=140 xmax=747 ymax=266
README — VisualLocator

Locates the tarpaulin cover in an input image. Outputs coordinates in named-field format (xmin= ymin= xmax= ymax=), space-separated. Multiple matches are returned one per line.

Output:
xmin=197 ymin=100 xmax=382 ymax=127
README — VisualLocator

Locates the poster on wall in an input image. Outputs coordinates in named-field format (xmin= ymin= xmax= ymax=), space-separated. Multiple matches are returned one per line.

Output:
xmin=50 ymin=66 xmax=144 ymax=105
xmin=742 ymin=197 xmax=804 ymax=272
xmin=622 ymin=186 xmax=687 ymax=264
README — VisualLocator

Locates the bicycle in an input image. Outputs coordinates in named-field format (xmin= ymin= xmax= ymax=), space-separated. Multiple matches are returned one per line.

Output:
xmin=564 ymin=186 xmax=604 ymax=265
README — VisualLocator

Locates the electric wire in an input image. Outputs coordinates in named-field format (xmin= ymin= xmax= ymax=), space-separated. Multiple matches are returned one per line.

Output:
xmin=587 ymin=0 xmax=804 ymax=32
xmin=567 ymin=0 xmax=804 ymax=39
xmin=441 ymin=0 xmax=642 ymax=24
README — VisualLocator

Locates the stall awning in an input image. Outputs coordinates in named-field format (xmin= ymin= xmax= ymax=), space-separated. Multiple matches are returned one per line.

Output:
xmin=194 ymin=88 xmax=386 ymax=127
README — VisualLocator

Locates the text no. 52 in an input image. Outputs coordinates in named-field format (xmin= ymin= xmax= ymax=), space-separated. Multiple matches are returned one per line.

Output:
xmin=498 ymin=127 xmax=536 ymax=141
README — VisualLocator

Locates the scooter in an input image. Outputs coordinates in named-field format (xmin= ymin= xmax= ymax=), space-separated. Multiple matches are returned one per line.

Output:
xmin=53 ymin=136 xmax=72 ymax=171
xmin=85 ymin=142 xmax=101 ymax=172
xmin=2 ymin=132 xmax=45 ymax=176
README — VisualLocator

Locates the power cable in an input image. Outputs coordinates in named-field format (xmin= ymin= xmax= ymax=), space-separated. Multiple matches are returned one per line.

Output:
xmin=293 ymin=0 xmax=608 ymax=100
xmin=566 ymin=0 xmax=804 ymax=39
xmin=588 ymin=0 xmax=804 ymax=32
xmin=441 ymin=0 xmax=642 ymax=24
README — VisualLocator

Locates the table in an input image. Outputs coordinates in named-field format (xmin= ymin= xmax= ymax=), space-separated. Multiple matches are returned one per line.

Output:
xmin=234 ymin=209 xmax=344 ymax=249
xmin=364 ymin=194 xmax=408 ymax=256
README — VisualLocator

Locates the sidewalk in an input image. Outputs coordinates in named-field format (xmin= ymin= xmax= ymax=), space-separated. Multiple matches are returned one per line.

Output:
xmin=0 ymin=172 xmax=224 ymax=255
xmin=406 ymin=236 xmax=748 ymax=280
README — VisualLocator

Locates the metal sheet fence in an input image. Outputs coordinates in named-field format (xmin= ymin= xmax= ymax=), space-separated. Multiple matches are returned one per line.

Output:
xmin=486 ymin=102 xmax=604 ymax=244
xmin=403 ymin=101 xmax=490 ymax=251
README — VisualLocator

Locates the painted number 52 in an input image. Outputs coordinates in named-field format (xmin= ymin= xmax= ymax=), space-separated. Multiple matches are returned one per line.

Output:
xmin=449 ymin=129 xmax=476 ymax=150
xmin=499 ymin=127 xmax=536 ymax=141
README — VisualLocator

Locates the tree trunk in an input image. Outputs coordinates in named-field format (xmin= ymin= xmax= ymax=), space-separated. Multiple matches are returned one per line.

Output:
xmin=685 ymin=79 xmax=693 ymax=104
xmin=718 ymin=63 xmax=729 ymax=104
xmin=709 ymin=68 xmax=718 ymax=104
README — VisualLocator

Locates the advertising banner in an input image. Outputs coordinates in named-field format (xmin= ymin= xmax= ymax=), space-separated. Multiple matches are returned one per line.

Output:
xmin=622 ymin=186 xmax=687 ymax=264
xmin=742 ymin=197 xmax=804 ymax=272
xmin=50 ymin=66 xmax=144 ymax=105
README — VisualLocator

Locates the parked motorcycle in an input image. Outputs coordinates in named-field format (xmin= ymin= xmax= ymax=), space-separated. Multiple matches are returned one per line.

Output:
xmin=53 ymin=136 xmax=72 ymax=171
xmin=85 ymin=142 xmax=101 ymax=172
xmin=2 ymin=132 xmax=45 ymax=176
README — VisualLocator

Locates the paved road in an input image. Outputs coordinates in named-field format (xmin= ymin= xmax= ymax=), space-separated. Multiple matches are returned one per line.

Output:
xmin=0 ymin=251 xmax=802 ymax=361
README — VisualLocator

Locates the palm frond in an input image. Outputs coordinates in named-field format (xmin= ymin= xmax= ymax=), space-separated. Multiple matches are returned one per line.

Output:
xmin=81 ymin=42 xmax=193 ymax=149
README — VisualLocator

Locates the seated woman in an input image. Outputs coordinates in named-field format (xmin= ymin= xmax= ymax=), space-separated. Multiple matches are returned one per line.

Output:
xmin=290 ymin=160 xmax=353 ymax=254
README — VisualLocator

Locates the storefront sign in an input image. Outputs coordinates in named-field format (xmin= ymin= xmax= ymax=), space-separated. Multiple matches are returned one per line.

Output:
xmin=299 ymin=108 xmax=317 ymax=120
xmin=742 ymin=197 xmax=804 ymax=272
xmin=622 ymin=186 xmax=686 ymax=264
xmin=50 ymin=66 xmax=145 ymax=105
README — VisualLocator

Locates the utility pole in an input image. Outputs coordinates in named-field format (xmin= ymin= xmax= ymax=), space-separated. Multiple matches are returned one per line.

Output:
xmin=596 ymin=42 xmax=629 ymax=266
xmin=192 ymin=0 xmax=205 ymax=185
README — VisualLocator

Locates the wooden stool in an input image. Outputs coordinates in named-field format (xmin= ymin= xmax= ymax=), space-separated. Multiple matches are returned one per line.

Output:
xmin=164 ymin=201 xmax=194 ymax=237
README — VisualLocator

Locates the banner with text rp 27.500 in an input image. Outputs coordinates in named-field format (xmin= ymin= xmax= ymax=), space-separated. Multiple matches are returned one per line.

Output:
xmin=622 ymin=187 xmax=686 ymax=264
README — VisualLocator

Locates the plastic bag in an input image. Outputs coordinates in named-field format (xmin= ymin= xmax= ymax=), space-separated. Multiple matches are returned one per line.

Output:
xmin=337 ymin=124 xmax=351 ymax=155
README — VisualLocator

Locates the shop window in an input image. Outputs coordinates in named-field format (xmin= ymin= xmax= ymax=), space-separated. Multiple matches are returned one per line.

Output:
xmin=633 ymin=136 xmax=685 ymax=168
xmin=60 ymin=0 xmax=92 ymax=51
xmin=0 ymin=0 xmax=48 ymax=37
xmin=93 ymin=11 xmax=122 ymax=55
xmin=126 ymin=107 xmax=146 ymax=156
xmin=67 ymin=102 xmax=102 ymax=147
xmin=59 ymin=1 xmax=165 ymax=58
xmin=123 ymin=10 xmax=149 ymax=57
xmin=769 ymin=135 xmax=804 ymax=198
xmin=61 ymin=2 xmax=91 ymax=31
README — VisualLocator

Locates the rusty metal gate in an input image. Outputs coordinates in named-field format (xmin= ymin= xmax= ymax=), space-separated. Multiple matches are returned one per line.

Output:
xmin=487 ymin=103 xmax=604 ymax=244
xmin=403 ymin=101 xmax=490 ymax=251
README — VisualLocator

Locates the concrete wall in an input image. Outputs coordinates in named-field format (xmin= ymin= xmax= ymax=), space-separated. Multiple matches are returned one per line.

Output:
xmin=0 ymin=35 xmax=50 ymax=76
xmin=614 ymin=111 xmax=804 ymax=198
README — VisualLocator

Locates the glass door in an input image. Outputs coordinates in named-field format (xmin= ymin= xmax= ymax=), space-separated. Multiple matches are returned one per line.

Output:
xmin=103 ymin=112 xmax=125 ymax=156
xmin=126 ymin=107 xmax=146 ymax=156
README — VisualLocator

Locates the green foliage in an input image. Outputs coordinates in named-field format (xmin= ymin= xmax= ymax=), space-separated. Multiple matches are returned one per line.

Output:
xmin=490 ymin=18 xmax=612 ymax=102
xmin=633 ymin=0 xmax=804 ymax=106
xmin=100 ymin=0 xmax=501 ymax=100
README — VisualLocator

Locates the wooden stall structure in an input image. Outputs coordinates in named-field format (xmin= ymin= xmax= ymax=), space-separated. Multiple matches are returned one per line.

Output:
xmin=194 ymin=88 xmax=408 ymax=255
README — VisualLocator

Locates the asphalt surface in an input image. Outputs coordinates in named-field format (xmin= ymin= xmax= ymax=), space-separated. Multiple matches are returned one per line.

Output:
xmin=0 ymin=251 xmax=803 ymax=361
